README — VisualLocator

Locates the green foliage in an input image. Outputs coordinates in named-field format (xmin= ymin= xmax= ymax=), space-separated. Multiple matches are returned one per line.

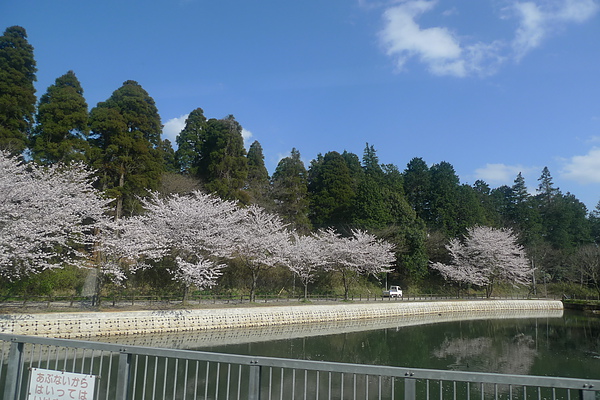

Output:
xmin=0 ymin=26 xmax=37 ymax=154
xmin=31 ymin=70 xmax=89 ymax=164
xmin=271 ymin=148 xmax=311 ymax=232
xmin=160 ymin=139 xmax=178 ymax=173
xmin=195 ymin=115 xmax=249 ymax=203
xmin=308 ymin=151 xmax=357 ymax=229
xmin=0 ymin=266 xmax=86 ymax=297
xmin=88 ymin=80 xmax=164 ymax=218
xmin=175 ymin=108 xmax=206 ymax=174
xmin=246 ymin=140 xmax=273 ymax=209
xmin=3 ymin=26 xmax=600 ymax=299
xmin=403 ymin=157 xmax=431 ymax=223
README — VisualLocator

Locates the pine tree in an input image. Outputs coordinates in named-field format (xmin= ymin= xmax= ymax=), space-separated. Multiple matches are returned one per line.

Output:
xmin=89 ymin=80 xmax=164 ymax=218
xmin=31 ymin=70 xmax=88 ymax=164
xmin=0 ymin=26 xmax=37 ymax=155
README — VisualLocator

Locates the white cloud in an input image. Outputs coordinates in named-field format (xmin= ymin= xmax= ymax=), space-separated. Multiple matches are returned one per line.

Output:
xmin=242 ymin=128 xmax=253 ymax=148
xmin=378 ymin=0 xmax=599 ymax=77
xmin=474 ymin=163 xmax=534 ymax=184
xmin=162 ymin=114 xmax=188 ymax=144
xmin=560 ymin=147 xmax=600 ymax=184
xmin=379 ymin=0 xmax=467 ymax=76
xmin=511 ymin=0 xmax=599 ymax=60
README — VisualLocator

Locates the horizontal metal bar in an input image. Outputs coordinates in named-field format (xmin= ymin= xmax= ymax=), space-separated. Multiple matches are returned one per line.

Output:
xmin=1 ymin=333 xmax=599 ymax=393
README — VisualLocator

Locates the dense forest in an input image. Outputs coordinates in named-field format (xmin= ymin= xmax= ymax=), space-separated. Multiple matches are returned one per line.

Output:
xmin=2 ymin=25 xmax=600 ymax=300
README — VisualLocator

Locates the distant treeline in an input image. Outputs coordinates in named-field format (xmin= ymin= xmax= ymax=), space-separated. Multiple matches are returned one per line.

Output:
xmin=2 ymin=25 xmax=600 ymax=298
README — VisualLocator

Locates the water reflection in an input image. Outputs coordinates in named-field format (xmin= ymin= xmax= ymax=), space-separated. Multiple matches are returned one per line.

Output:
xmin=433 ymin=333 xmax=537 ymax=375
xmin=96 ymin=309 xmax=600 ymax=380
xmin=94 ymin=308 xmax=563 ymax=349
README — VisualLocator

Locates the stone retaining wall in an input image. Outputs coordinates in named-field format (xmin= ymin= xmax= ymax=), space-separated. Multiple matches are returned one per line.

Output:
xmin=0 ymin=300 xmax=563 ymax=338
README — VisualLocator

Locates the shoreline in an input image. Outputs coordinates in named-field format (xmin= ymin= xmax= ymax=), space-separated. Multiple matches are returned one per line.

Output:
xmin=0 ymin=299 xmax=563 ymax=339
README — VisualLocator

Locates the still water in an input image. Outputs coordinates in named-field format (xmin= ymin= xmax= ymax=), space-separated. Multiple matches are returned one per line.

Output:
xmin=181 ymin=309 xmax=600 ymax=380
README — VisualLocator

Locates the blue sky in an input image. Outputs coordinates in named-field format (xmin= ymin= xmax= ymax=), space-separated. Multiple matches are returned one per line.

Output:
xmin=3 ymin=0 xmax=600 ymax=210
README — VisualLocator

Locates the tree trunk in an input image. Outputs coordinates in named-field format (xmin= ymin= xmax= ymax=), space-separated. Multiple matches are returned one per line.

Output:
xmin=342 ymin=270 xmax=349 ymax=301
xmin=250 ymin=269 xmax=258 ymax=302
xmin=115 ymin=168 xmax=125 ymax=219
xmin=182 ymin=284 xmax=189 ymax=305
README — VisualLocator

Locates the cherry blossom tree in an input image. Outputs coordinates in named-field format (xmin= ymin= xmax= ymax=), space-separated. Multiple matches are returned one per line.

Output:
xmin=218 ymin=204 xmax=289 ymax=302
xmin=430 ymin=226 xmax=533 ymax=298
xmin=99 ymin=191 xmax=239 ymax=300
xmin=280 ymin=232 xmax=325 ymax=299
xmin=0 ymin=151 xmax=109 ymax=280
xmin=317 ymin=228 xmax=395 ymax=300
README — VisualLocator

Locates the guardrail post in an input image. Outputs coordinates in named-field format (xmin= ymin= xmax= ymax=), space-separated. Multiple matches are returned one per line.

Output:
xmin=3 ymin=339 xmax=24 ymax=400
xmin=580 ymin=385 xmax=596 ymax=400
xmin=115 ymin=350 xmax=132 ymax=400
xmin=404 ymin=373 xmax=416 ymax=400
xmin=248 ymin=360 xmax=262 ymax=400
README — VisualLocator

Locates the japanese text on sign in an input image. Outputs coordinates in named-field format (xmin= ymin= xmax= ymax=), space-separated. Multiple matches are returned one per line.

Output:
xmin=27 ymin=368 xmax=96 ymax=400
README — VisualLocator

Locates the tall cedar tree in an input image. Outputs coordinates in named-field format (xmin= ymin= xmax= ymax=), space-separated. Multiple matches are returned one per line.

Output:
xmin=428 ymin=161 xmax=462 ymax=236
xmin=89 ymin=80 xmax=163 ymax=219
xmin=271 ymin=148 xmax=311 ymax=233
xmin=0 ymin=26 xmax=37 ymax=155
xmin=509 ymin=173 xmax=542 ymax=246
xmin=352 ymin=144 xmax=391 ymax=229
xmin=403 ymin=157 xmax=431 ymax=223
xmin=175 ymin=108 xmax=207 ymax=174
xmin=308 ymin=151 xmax=356 ymax=230
xmin=159 ymin=139 xmax=178 ymax=173
xmin=31 ymin=70 xmax=89 ymax=164
xmin=246 ymin=140 xmax=272 ymax=209
xmin=195 ymin=115 xmax=249 ymax=203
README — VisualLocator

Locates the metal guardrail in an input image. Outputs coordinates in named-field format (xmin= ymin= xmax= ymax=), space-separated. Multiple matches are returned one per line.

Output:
xmin=1 ymin=333 xmax=598 ymax=400
xmin=0 ymin=293 xmax=555 ymax=311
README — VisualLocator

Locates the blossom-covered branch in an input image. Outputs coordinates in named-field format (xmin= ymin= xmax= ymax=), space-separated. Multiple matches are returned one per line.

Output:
xmin=0 ymin=151 xmax=109 ymax=279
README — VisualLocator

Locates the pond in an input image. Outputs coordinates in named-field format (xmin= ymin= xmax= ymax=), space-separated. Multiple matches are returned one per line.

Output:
xmin=98 ymin=307 xmax=600 ymax=380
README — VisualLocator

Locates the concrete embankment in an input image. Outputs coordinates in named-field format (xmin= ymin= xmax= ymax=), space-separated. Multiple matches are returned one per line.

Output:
xmin=0 ymin=300 xmax=563 ymax=339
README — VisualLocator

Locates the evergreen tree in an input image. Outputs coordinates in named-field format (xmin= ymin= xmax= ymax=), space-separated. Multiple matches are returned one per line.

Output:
xmin=159 ymin=139 xmax=178 ymax=173
xmin=195 ymin=115 xmax=249 ymax=203
xmin=0 ymin=26 xmax=37 ymax=154
xmin=490 ymin=185 xmax=514 ymax=226
xmin=536 ymin=167 xmax=560 ymax=206
xmin=590 ymin=201 xmax=600 ymax=244
xmin=247 ymin=140 xmax=269 ymax=184
xmin=352 ymin=144 xmax=390 ymax=229
xmin=308 ymin=151 xmax=356 ymax=229
xmin=89 ymin=80 xmax=164 ymax=218
xmin=403 ymin=157 xmax=431 ymax=223
xmin=175 ymin=108 xmax=206 ymax=174
xmin=246 ymin=140 xmax=271 ymax=208
xmin=455 ymin=184 xmax=488 ymax=232
xmin=428 ymin=161 xmax=461 ymax=236
xmin=509 ymin=173 xmax=542 ymax=246
xmin=472 ymin=180 xmax=500 ymax=226
xmin=31 ymin=70 xmax=88 ymax=164
xmin=271 ymin=148 xmax=311 ymax=232
xmin=362 ymin=143 xmax=384 ymax=180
